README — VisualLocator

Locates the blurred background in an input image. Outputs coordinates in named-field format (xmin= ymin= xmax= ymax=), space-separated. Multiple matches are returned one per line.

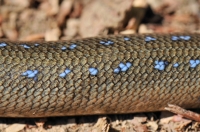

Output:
xmin=0 ymin=0 xmax=199 ymax=41
xmin=0 ymin=0 xmax=200 ymax=132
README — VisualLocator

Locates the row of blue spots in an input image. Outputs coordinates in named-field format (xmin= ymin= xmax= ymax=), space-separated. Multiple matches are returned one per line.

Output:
xmin=0 ymin=43 xmax=7 ymax=47
xmin=59 ymin=67 xmax=98 ymax=77
xmin=155 ymin=59 xmax=200 ymax=71
xmin=20 ymin=44 xmax=30 ymax=49
xmin=61 ymin=44 xmax=77 ymax=51
xmin=20 ymin=60 xmax=200 ymax=80
xmin=89 ymin=67 xmax=98 ymax=75
xmin=59 ymin=68 xmax=71 ymax=78
xmin=100 ymin=40 xmax=114 ymax=46
xmin=22 ymin=70 xmax=38 ymax=78
xmin=21 ymin=70 xmax=38 ymax=81
xmin=114 ymin=62 xmax=132 ymax=73
xmin=0 ymin=43 xmax=39 ymax=49
xmin=154 ymin=60 xmax=168 ymax=71
xmin=171 ymin=36 xmax=191 ymax=41
xmin=124 ymin=37 xmax=130 ymax=41
xmin=145 ymin=36 xmax=156 ymax=42
xmin=23 ymin=44 xmax=39 ymax=48
xmin=190 ymin=60 xmax=200 ymax=68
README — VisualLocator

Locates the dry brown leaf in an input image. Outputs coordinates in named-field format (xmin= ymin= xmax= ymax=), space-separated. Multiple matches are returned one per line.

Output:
xmin=160 ymin=116 xmax=174 ymax=124
xmin=132 ymin=114 xmax=147 ymax=123
xmin=57 ymin=0 xmax=73 ymax=26
xmin=132 ymin=114 xmax=148 ymax=132
xmin=93 ymin=117 xmax=110 ymax=132
xmin=172 ymin=115 xmax=184 ymax=122
xmin=4 ymin=0 xmax=30 ymax=8
xmin=160 ymin=111 xmax=175 ymax=124
xmin=79 ymin=0 xmax=133 ymax=37
xmin=45 ymin=28 xmax=61 ymax=41
xmin=64 ymin=18 xmax=79 ymax=38
xmin=175 ymin=119 xmax=192 ymax=130
xmin=120 ymin=29 xmax=136 ymax=34
xmin=21 ymin=33 xmax=44 ymax=41
xmin=40 ymin=0 xmax=59 ymax=16
xmin=5 ymin=124 xmax=26 ymax=132
xmin=146 ymin=121 xmax=158 ymax=131
xmin=138 ymin=24 xmax=154 ymax=33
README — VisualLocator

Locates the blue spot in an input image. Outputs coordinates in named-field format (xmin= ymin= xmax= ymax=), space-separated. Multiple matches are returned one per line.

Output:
xmin=121 ymin=66 xmax=128 ymax=72
xmin=145 ymin=36 xmax=156 ymax=42
xmin=190 ymin=60 xmax=195 ymax=64
xmin=33 ymin=70 xmax=38 ymax=74
xmin=99 ymin=40 xmax=114 ymax=46
xmin=114 ymin=68 xmax=120 ymax=73
xmin=173 ymin=63 xmax=179 ymax=67
xmin=106 ymin=41 xmax=114 ymax=45
xmin=126 ymin=62 xmax=132 ymax=68
xmin=22 ymin=70 xmax=38 ymax=79
xmin=184 ymin=36 xmax=191 ymax=40
xmin=28 ymin=73 xmax=36 ymax=78
xmin=154 ymin=60 xmax=168 ymax=71
xmin=179 ymin=36 xmax=185 ymax=39
xmin=171 ymin=36 xmax=179 ymax=41
xmin=155 ymin=60 xmax=159 ymax=64
xmin=59 ymin=68 xmax=71 ymax=78
xmin=21 ymin=44 xmax=30 ymax=49
xmin=172 ymin=35 xmax=191 ymax=41
xmin=190 ymin=59 xmax=200 ymax=68
xmin=159 ymin=65 xmax=165 ymax=70
xmin=59 ymin=72 xmax=66 ymax=78
xmin=35 ymin=43 xmax=39 ymax=46
xmin=64 ymin=68 xmax=71 ymax=74
xmin=180 ymin=36 xmax=191 ymax=40
xmin=89 ymin=68 xmax=98 ymax=75
xmin=61 ymin=46 xmax=67 ymax=51
xmin=124 ymin=37 xmax=130 ymax=41
xmin=154 ymin=65 xmax=160 ymax=69
xmin=114 ymin=62 xmax=132 ymax=73
xmin=190 ymin=63 xmax=196 ymax=68
xmin=119 ymin=63 xmax=126 ymax=69
xmin=0 ymin=43 xmax=7 ymax=47
xmin=100 ymin=41 xmax=105 ymax=44
xmin=158 ymin=61 xmax=164 ymax=65
xmin=69 ymin=44 xmax=77 ymax=50
xmin=21 ymin=70 xmax=32 ymax=76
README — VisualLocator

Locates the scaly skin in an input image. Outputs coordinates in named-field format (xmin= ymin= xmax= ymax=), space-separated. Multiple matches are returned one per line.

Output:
xmin=0 ymin=33 xmax=200 ymax=117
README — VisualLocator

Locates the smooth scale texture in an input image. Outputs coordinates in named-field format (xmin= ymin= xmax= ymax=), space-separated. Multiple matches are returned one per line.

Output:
xmin=0 ymin=34 xmax=200 ymax=117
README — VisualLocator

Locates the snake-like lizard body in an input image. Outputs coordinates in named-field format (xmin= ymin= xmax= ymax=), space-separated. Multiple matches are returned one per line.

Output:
xmin=0 ymin=33 xmax=200 ymax=117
